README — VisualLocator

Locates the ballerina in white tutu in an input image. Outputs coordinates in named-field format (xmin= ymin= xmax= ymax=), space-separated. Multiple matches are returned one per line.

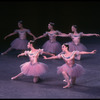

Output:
xmin=11 ymin=40 xmax=54 ymax=83
xmin=56 ymin=25 xmax=99 ymax=60
xmin=43 ymin=43 xmax=96 ymax=88
xmin=1 ymin=21 xmax=36 ymax=55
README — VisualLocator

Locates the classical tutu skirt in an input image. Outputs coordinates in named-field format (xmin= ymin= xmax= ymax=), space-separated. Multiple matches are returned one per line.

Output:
xmin=68 ymin=41 xmax=87 ymax=52
xmin=42 ymin=40 xmax=62 ymax=54
xmin=57 ymin=63 xmax=85 ymax=78
xmin=11 ymin=38 xmax=28 ymax=50
xmin=20 ymin=62 xmax=48 ymax=76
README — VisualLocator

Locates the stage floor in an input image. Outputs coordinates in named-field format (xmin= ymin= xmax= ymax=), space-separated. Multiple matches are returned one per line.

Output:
xmin=0 ymin=43 xmax=100 ymax=99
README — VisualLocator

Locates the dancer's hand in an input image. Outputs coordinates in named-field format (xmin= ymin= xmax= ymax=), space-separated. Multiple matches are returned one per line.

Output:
xmin=4 ymin=36 xmax=7 ymax=40
xmin=91 ymin=50 xmax=96 ymax=54
xmin=30 ymin=40 xmax=35 ymax=42
xmin=95 ymin=34 xmax=100 ymax=37
xmin=43 ymin=56 xmax=48 ymax=59
xmin=34 ymin=37 xmax=37 ymax=41
xmin=17 ymin=55 xmax=20 ymax=57
xmin=35 ymin=37 xmax=39 ymax=40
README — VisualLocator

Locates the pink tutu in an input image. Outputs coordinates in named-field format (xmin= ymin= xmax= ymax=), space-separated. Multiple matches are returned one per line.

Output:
xmin=11 ymin=38 xmax=28 ymax=50
xmin=42 ymin=40 xmax=62 ymax=54
xmin=68 ymin=41 xmax=87 ymax=52
xmin=57 ymin=63 xmax=85 ymax=78
xmin=20 ymin=62 xmax=48 ymax=76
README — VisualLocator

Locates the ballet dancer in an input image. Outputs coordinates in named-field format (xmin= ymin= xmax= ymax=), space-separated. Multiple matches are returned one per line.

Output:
xmin=1 ymin=21 xmax=36 ymax=55
xmin=11 ymin=40 xmax=54 ymax=83
xmin=43 ymin=43 xmax=96 ymax=88
xmin=56 ymin=25 xmax=99 ymax=60
xmin=36 ymin=22 xmax=64 ymax=54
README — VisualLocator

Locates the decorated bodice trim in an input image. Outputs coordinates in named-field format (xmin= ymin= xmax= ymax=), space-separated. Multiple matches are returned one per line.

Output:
xmin=61 ymin=51 xmax=76 ymax=60
xmin=71 ymin=33 xmax=81 ymax=39
xmin=28 ymin=49 xmax=43 ymax=57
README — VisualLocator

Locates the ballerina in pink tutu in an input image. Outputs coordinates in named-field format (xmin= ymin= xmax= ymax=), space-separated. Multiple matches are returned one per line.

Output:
xmin=43 ymin=43 xmax=96 ymax=88
xmin=11 ymin=40 xmax=54 ymax=83
xmin=1 ymin=21 xmax=36 ymax=55
xmin=56 ymin=25 xmax=99 ymax=60
xmin=36 ymin=22 xmax=64 ymax=54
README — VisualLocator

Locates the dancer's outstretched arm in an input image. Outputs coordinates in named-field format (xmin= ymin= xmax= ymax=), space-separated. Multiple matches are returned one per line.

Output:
xmin=27 ymin=31 xmax=37 ymax=40
xmin=56 ymin=33 xmax=70 ymax=37
xmin=79 ymin=50 xmax=96 ymax=55
xmin=43 ymin=51 xmax=55 ymax=56
xmin=82 ymin=32 xmax=100 ymax=37
xmin=43 ymin=55 xmax=59 ymax=60
xmin=36 ymin=33 xmax=48 ymax=40
xmin=4 ymin=31 xmax=18 ymax=40
xmin=56 ymin=33 xmax=71 ymax=37
xmin=17 ymin=52 xmax=26 ymax=57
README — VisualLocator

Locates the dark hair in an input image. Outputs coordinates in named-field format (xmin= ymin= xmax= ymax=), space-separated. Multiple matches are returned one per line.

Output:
xmin=72 ymin=25 xmax=78 ymax=29
xmin=29 ymin=40 xmax=34 ymax=46
xmin=63 ymin=43 xmax=69 ymax=50
xmin=18 ymin=20 xmax=23 ymax=24
xmin=49 ymin=22 xmax=55 ymax=27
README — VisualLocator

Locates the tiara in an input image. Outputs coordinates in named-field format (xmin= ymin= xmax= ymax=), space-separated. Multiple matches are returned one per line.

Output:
xmin=29 ymin=40 xmax=35 ymax=43
xmin=18 ymin=20 xmax=23 ymax=23
xmin=49 ymin=22 xmax=55 ymax=25
xmin=63 ymin=43 xmax=69 ymax=45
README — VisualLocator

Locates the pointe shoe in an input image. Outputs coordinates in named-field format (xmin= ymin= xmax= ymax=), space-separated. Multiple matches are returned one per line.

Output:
xmin=11 ymin=77 xmax=14 ymax=80
xmin=1 ymin=52 xmax=7 ymax=55
xmin=63 ymin=80 xmax=67 ymax=82
xmin=63 ymin=84 xmax=71 ymax=88
xmin=33 ymin=77 xmax=39 ymax=83
xmin=63 ymin=79 xmax=72 ymax=83
xmin=11 ymin=76 xmax=17 ymax=80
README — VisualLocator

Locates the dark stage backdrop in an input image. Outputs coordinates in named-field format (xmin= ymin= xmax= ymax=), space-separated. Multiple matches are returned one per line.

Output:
xmin=0 ymin=1 xmax=100 ymax=51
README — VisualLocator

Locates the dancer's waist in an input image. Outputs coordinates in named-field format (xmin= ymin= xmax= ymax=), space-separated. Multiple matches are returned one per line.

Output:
xmin=19 ymin=36 xmax=26 ymax=40
xmin=49 ymin=39 xmax=56 ymax=42
xmin=72 ymin=40 xmax=80 ymax=45
xmin=65 ymin=61 xmax=75 ymax=68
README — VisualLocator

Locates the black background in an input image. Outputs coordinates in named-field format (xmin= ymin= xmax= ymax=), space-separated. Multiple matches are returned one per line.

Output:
xmin=0 ymin=0 xmax=100 ymax=51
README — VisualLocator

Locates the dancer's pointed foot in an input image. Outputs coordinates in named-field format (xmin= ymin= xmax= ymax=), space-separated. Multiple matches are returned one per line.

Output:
xmin=33 ymin=77 xmax=39 ymax=83
xmin=63 ymin=84 xmax=71 ymax=88
xmin=63 ymin=79 xmax=67 ymax=82
xmin=1 ymin=52 xmax=7 ymax=55
xmin=11 ymin=76 xmax=17 ymax=80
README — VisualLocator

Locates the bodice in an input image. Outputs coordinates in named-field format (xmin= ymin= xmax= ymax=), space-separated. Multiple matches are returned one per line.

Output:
xmin=45 ymin=30 xmax=61 ymax=42
xmin=18 ymin=31 xmax=26 ymax=40
xmin=15 ymin=29 xmax=31 ymax=40
xmin=24 ymin=49 xmax=43 ymax=63
xmin=58 ymin=51 xmax=79 ymax=67
xmin=70 ymin=33 xmax=82 ymax=45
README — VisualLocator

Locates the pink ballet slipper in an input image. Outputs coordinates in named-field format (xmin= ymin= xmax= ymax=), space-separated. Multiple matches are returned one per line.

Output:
xmin=1 ymin=52 xmax=7 ymax=55
xmin=63 ymin=84 xmax=71 ymax=88
xmin=11 ymin=76 xmax=17 ymax=80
